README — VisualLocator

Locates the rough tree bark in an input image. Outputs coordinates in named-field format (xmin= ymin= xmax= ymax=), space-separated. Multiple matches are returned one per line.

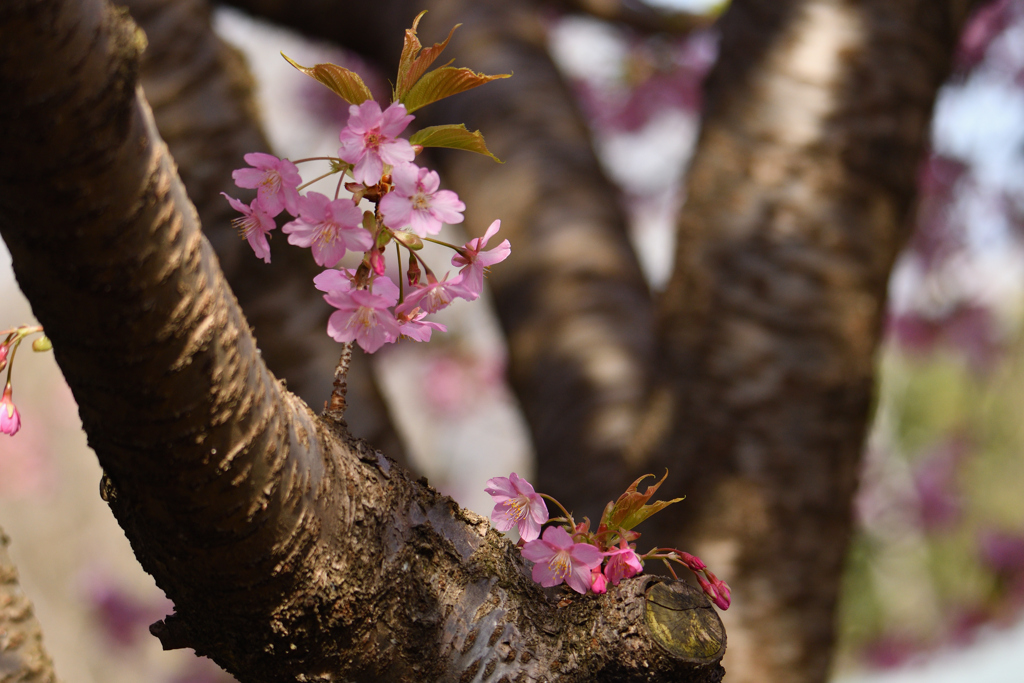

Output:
xmin=0 ymin=0 xmax=725 ymax=681
xmin=0 ymin=527 xmax=58 ymax=683
xmin=118 ymin=0 xmax=408 ymax=463
xmin=213 ymin=0 xmax=983 ymax=681
xmin=653 ymin=2 xmax=978 ymax=681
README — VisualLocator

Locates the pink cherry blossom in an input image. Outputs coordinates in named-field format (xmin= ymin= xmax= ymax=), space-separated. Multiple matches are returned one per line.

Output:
xmin=451 ymin=219 xmax=511 ymax=301
xmin=1 ymin=383 xmax=21 ymax=436
xmin=231 ymin=152 xmax=302 ymax=217
xmin=521 ymin=526 xmax=604 ymax=594
xmin=282 ymin=193 xmax=372 ymax=267
xmin=338 ymin=101 xmax=415 ymax=186
xmin=313 ymin=268 xmax=357 ymax=294
xmin=314 ymin=269 xmax=400 ymax=301
xmin=603 ymin=540 xmax=644 ymax=586
xmin=379 ymin=163 xmax=465 ymax=237
xmin=590 ymin=568 xmax=608 ymax=594
xmin=396 ymin=308 xmax=447 ymax=342
xmin=324 ymin=287 xmax=401 ymax=353
xmin=396 ymin=272 xmax=465 ymax=316
xmin=485 ymin=472 xmax=549 ymax=542
xmin=222 ymin=193 xmax=277 ymax=263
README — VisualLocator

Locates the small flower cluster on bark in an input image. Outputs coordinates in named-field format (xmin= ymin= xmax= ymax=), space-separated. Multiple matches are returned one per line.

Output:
xmin=221 ymin=12 xmax=510 ymax=354
xmin=0 ymin=325 xmax=51 ymax=436
xmin=486 ymin=471 xmax=732 ymax=608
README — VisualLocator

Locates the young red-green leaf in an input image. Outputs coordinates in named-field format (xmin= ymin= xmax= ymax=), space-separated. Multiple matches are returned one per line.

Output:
xmin=395 ymin=11 xmax=460 ymax=101
xmin=601 ymin=472 xmax=685 ymax=532
xmin=400 ymin=66 xmax=510 ymax=114
xmin=281 ymin=53 xmax=373 ymax=105
xmin=409 ymin=124 xmax=503 ymax=163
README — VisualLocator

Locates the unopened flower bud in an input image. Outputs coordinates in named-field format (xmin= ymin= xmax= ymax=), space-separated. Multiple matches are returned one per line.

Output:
xmin=368 ymin=248 xmax=386 ymax=276
xmin=1 ymin=383 xmax=21 ymax=436
xmin=32 ymin=335 xmax=52 ymax=352
xmin=392 ymin=230 xmax=424 ymax=250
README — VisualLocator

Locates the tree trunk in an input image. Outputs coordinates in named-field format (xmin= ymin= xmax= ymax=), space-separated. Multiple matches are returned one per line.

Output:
xmin=652 ymin=1 xmax=979 ymax=681
xmin=0 ymin=527 xmax=59 ymax=683
xmin=0 ymin=0 xmax=725 ymax=680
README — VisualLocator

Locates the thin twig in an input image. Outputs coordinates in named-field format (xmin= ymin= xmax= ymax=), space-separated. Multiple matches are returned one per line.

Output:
xmin=324 ymin=341 xmax=354 ymax=423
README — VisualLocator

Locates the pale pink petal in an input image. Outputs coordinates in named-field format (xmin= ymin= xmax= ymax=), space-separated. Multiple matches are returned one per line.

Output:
xmin=484 ymin=476 xmax=517 ymax=502
xmin=521 ymin=540 xmax=555 ymax=564
xmin=313 ymin=269 xmax=355 ymax=293
xmin=566 ymin=561 xmax=593 ymax=594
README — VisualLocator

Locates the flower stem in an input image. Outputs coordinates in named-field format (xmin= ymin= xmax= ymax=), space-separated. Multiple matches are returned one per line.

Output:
xmin=539 ymin=493 xmax=575 ymax=530
xmin=297 ymin=168 xmax=341 ymax=192
xmin=422 ymin=236 xmax=461 ymax=251
xmin=290 ymin=156 xmax=342 ymax=164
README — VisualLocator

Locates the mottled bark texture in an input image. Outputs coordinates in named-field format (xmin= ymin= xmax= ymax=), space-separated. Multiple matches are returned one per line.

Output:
xmin=0 ymin=529 xmax=59 ymax=683
xmin=118 ymin=0 xmax=406 ymax=462
xmin=218 ymin=1 xmax=982 ymax=681
xmin=651 ymin=1 xmax=980 ymax=682
xmin=0 ymin=0 xmax=725 ymax=680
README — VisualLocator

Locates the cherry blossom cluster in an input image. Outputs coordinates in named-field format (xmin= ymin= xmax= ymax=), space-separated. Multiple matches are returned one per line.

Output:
xmin=1 ymin=325 xmax=51 ymax=436
xmin=222 ymin=15 xmax=510 ymax=354
xmin=486 ymin=472 xmax=731 ymax=608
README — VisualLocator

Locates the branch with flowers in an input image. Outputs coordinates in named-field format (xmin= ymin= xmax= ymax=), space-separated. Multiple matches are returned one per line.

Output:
xmin=0 ymin=1 xmax=727 ymax=680
xmin=221 ymin=11 xmax=510 ymax=365
xmin=487 ymin=471 xmax=731 ymax=609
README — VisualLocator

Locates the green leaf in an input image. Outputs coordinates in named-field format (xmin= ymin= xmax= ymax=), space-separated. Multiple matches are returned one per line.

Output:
xmin=400 ymin=66 xmax=510 ymax=114
xmin=409 ymin=124 xmax=503 ymax=163
xmin=601 ymin=472 xmax=685 ymax=532
xmin=395 ymin=11 xmax=460 ymax=101
xmin=281 ymin=53 xmax=373 ymax=105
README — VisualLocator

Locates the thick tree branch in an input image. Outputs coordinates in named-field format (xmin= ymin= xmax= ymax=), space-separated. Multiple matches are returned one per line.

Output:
xmin=0 ymin=528 xmax=59 ymax=683
xmin=651 ymin=1 xmax=981 ymax=681
xmin=118 ymin=0 xmax=407 ymax=462
xmin=0 ymin=0 xmax=724 ymax=680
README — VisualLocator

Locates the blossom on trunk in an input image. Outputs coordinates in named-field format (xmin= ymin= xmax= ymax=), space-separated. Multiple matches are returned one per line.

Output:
xmin=231 ymin=152 xmax=302 ymax=217
xmin=1 ymin=383 xmax=20 ymax=436
xmin=282 ymin=193 xmax=372 ymax=267
xmin=338 ymin=101 xmax=415 ymax=186
xmin=485 ymin=472 xmax=549 ymax=542
xmin=603 ymin=540 xmax=644 ymax=586
xmin=380 ymin=163 xmax=465 ymax=236
xmin=521 ymin=526 xmax=603 ymax=594
xmin=324 ymin=288 xmax=401 ymax=353
xmin=222 ymin=193 xmax=277 ymax=263
xmin=451 ymin=219 xmax=510 ymax=300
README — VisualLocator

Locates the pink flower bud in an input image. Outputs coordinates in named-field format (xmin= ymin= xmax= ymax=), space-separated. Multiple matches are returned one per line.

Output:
xmin=1 ymin=383 xmax=21 ymax=436
xmin=368 ymin=248 xmax=386 ymax=276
